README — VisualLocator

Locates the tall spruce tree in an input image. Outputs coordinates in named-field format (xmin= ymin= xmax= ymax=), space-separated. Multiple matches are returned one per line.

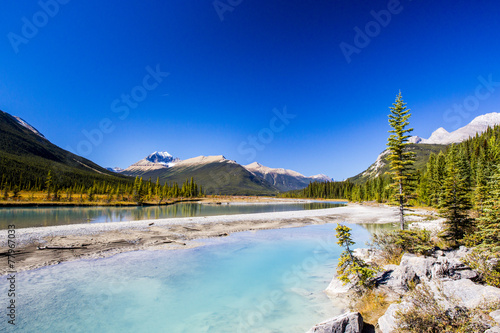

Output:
xmin=476 ymin=165 xmax=500 ymax=251
xmin=387 ymin=92 xmax=415 ymax=229
xmin=439 ymin=145 xmax=474 ymax=245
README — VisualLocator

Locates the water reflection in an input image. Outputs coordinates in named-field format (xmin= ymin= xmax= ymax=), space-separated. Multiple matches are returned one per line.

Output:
xmin=0 ymin=202 xmax=345 ymax=229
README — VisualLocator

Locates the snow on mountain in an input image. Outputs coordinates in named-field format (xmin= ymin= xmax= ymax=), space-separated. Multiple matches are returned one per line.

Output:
xmin=145 ymin=151 xmax=178 ymax=167
xmin=174 ymin=155 xmax=235 ymax=167
xmin=244 ymin=162 xmax=332 ymax=191
xmin=106 ymin=167 xmax=124 ymax=173
xmin=310 ymin=174 xmax=333 ymax=182
xmin=245 ymin=162 xmax=304 ymax=178
xmin=361 ymin=149 xmax=390 ymax=178
xmin=410 ymin=112 xmax=500 ymax=145
xmin=13 ymin=116 xmax=45 ymax=138
xmin=122 ymin=151 xmax=180 ymax=174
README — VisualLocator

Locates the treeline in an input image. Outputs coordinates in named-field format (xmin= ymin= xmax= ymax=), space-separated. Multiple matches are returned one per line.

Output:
xmin=283 ymin=125 xmax=500 ymax=207
xmin=1 ymin=170 xmax=204 ymax=204
xmin=280 ymin=177 xmax=395 ymax=202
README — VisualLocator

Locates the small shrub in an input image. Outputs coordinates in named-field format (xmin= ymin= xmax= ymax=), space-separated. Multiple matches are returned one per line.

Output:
xmin=394 ymin=283 xmax=495 ymax=333
xmin=463 ymin=250 xmax=500 ymax=288
xmin=349 ymin=289 xmax=389 ymax=326
xmin=370 ymin=229 xmax=434 ymax=264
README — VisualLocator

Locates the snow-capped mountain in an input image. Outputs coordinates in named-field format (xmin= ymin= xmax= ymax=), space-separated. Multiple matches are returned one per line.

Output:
xmin=173 ymin=155 xmax=235 ymax=167
xmin=106 ymin=167 xmax=124 ymax=173
xmin=13 ymin=116 xmax=45 ymax=138
xmin=410 ymin=112 xmax=500 ymax=145
xmin=244 ymin=162 xmax=332 ymax=192
xmin=121 ymin=151 xmax=180 ymax=174
xmin=145 ymin=151 xmax=179 ymax=166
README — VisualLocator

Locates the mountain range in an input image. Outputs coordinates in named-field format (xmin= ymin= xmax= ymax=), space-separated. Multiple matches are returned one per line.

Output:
xmin=4 ymin=108 xmax=499 ymax=195
xmin=409 ymin=112 xmax=500 ymax=145
xmin=0 ymin=110 xmax=130 ymax=189
xmin=351 ymin=112 xmax=500 ymax=183
xmin=117 ymin=152 xmax=331 ymax=194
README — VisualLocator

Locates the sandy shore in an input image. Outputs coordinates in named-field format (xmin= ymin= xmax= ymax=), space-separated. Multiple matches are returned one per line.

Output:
xmin=0 ymin=203 xmax=437 ymax=275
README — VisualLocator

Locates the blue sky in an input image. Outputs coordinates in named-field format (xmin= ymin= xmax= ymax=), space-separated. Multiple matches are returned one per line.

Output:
xmin=1 ymin=0 xmax=500 ymax=180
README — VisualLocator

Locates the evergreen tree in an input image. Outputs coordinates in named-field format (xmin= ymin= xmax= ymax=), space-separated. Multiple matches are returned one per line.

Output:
xmin=476 ymin=165 xmax=500 ymax=251
xmin=386 ymin=92 xmax=415 ymax=229
xmin=474 ymin=153 xmax=489 ymax=212
xmin=439 ymin=146 xmax=474 ymax=245
xmin=45 ymin=170 xmax=52 ymax=200
xmin=335 ymin=224 xmax=375 ymax=288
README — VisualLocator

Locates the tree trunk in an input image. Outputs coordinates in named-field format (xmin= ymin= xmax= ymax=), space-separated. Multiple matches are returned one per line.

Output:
xmin=399 ymin=181 xmax=405 ymax=230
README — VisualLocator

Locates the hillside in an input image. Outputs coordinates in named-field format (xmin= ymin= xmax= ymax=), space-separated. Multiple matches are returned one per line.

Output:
xmin=123 ymin=155 xmax=279 ymax=195
xmin=0 ymin=110 xmax=132 ymax=189
xmin=348 ymin=143 xmax=447 ymax=184
xmin=244 ymin=162 xmax=331 ymax=192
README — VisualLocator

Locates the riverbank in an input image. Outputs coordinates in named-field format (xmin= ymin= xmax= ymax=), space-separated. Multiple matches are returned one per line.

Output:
xmin=0 ymin=203 xmax=436 ymax=275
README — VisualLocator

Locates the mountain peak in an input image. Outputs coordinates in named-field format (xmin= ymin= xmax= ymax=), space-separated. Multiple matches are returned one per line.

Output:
xmin=413 ymin=112 xmax=500 ymax=145
xmin=13 ymin=115 xmax=45 ymax=138
xmin=146 ymin=151 xmax=175 ymax=164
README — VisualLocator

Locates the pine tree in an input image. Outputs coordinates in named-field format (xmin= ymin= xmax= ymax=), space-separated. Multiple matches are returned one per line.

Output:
xmin=45 ymin=170 xmax=52 ymax=200
xmin=476 ymin=165 xmax=500 ymax=251
xmin=335 ymin=224 xmax=375 ymax=288
xmin=387 ymin=92 xmax=415 ymax=229
xmin=439 ymin=145 xmax=474 ymax=245
xmin=474 ymin=153 xmax=489 ymax=212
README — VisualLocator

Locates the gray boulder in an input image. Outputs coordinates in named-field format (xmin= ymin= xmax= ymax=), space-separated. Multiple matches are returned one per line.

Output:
xmin=399 ymin=253 xmax=436 ymax=280
xmin=377 ymin=302 xmax=410 ymax=333
xmin=378 ymin=263 xmax=420 ymax=294
xmin=437 ymin=279 xmax=500 ymax=308
xmin=325 ymin=273 xmax=356 ymax=298
xmin=485 ymin=327 xmax=500 ymax=333
xmin=306 ymin=312 xmax=363 ymax=333
xmin=491 ymin=310 xmax=500 ymax=325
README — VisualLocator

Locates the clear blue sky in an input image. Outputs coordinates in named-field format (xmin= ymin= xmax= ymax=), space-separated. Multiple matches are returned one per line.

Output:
xmin=1 ymin=0 xmax=500 ymax=180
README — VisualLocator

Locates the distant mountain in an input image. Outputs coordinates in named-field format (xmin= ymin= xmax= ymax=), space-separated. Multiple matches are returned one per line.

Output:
xmin=106 ymin=167 xmax=124 ymax=173
xmin=122 ymin=154 xmax=278 ymax=195
xmin=351 ymin=112 xmax=500 ymax=184
xmin=244 ymin=162 xmax=332 ymax=191
xmin=0 ymin=110 xmax=131 ymax=189
xmin=348 ymin=144 xmax=447 ymax=184
xmin=410 ymin=112 xmax=500 ymax=145
xmin=121 ymin=151 xmax=180 ymax=176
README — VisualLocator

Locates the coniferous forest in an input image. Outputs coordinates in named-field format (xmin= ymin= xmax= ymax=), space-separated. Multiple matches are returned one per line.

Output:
xmin=281 ymin=119 xmax=500 ymax=252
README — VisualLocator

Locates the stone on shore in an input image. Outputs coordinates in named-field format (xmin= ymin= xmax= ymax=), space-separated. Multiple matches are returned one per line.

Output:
xmin=377 ymin=302 xmax=410 ymax=333
xmin=306 ymin=312 xmax=363 ymax=333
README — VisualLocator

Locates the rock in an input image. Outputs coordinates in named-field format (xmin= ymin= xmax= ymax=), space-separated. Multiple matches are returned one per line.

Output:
xmin=491 ymin=310 xmax=500 ymax=325
xmin=399 ymin=253 xmax=436 ymax=280
xmin=382 ymin=263 xmax=420 ymax=294
xmin=456 ymin=269 xmax=478 ymax=280
xmin=485 ymin=327 xmax=500 ymax=333
xmin=377 ymin=302 xmax=410 ymax=333
xmin=306 ymin=312 xmax=363 ymax=333
xmin=353 ymin=248 xmax=381 ymax=265
xmin=438 ymin=279 xmax=500 ymax=308
xmin=325 ymin=274 xmax=356 ymax=298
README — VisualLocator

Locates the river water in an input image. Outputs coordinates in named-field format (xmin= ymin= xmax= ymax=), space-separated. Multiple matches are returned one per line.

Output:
xmin=0 ymin=222 xmax=385 ymax=333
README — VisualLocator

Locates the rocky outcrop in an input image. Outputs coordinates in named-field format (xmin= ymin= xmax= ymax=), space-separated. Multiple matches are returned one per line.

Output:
xmin=377 ymin=247 xmax=500 ymax=333
xmin=306 ymin=312 xmax=364 ymax=333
